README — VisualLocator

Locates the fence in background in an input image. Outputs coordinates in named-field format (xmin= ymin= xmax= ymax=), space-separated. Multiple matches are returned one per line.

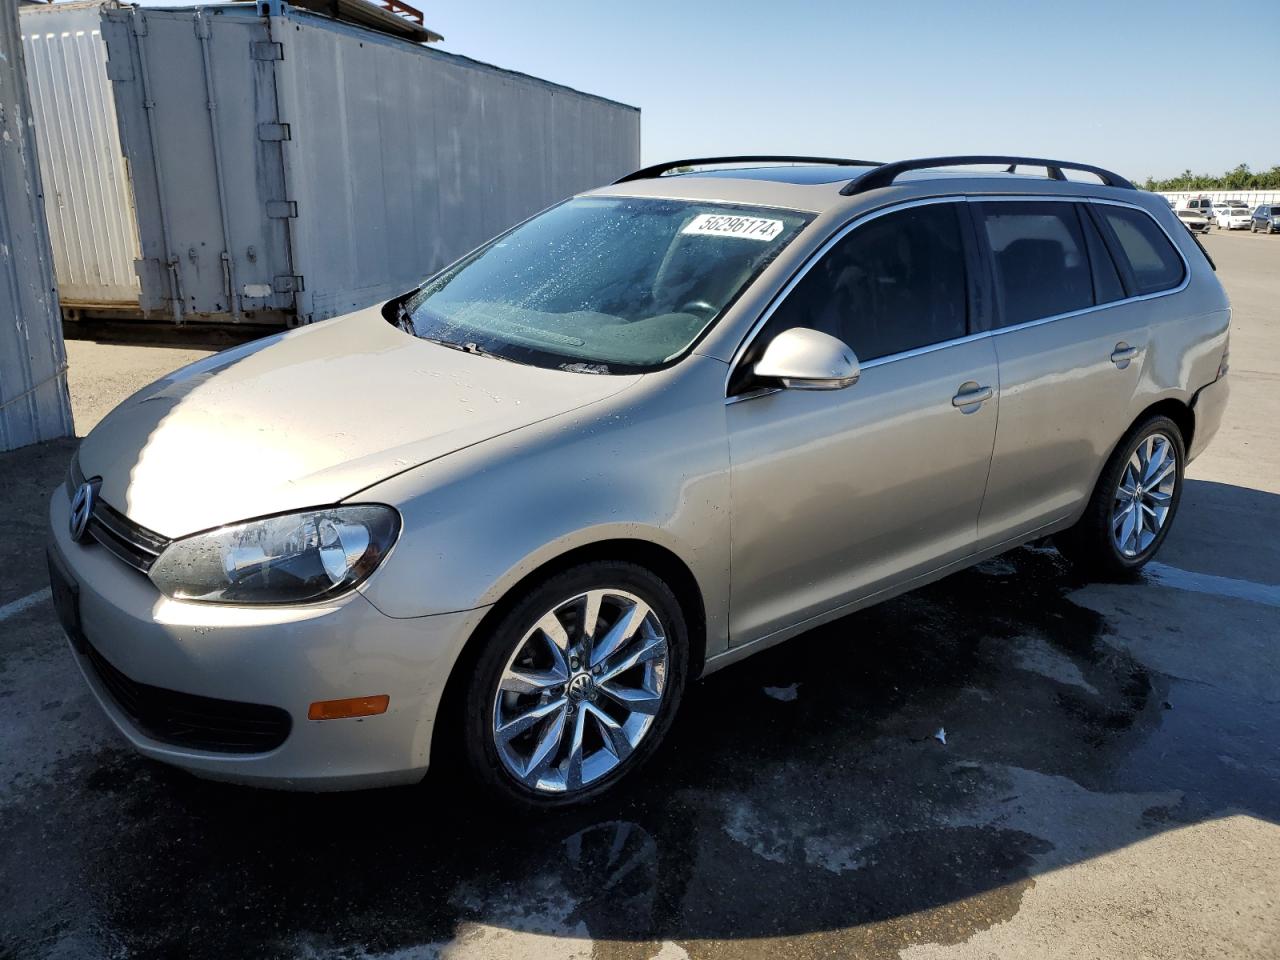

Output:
xmin=1158 ymin=190 xmax=1280 ymax=207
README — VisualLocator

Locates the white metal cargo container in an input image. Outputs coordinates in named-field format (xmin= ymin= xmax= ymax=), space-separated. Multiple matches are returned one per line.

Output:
xmin=21 ymin=0 xmax=641 ymax=326
xmin=2 ymin=0 xmax=74 ymax=451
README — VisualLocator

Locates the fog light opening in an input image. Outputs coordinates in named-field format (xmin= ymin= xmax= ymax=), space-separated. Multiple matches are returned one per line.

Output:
xmin=307 ymin=695 xmax=390 ymax=721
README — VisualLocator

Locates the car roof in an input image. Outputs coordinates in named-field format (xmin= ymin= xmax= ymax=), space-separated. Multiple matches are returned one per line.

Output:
xmin=588 ymin=155 xmax=1152 ymax=217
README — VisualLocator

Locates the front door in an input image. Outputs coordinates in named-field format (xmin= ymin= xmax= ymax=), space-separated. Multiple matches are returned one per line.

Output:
xmin=725 ymin=201 xmax=999 ymax=646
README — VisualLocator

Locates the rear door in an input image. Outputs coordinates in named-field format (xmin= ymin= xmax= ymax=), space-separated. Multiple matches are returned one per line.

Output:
xmin=975 ymin=198 xmax=1189 ymax=545
xmin=725 ymin=200 xmax=999 ymax=645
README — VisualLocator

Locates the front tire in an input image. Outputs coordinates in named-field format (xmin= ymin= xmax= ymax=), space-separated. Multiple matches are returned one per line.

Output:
xmin=461 ymin=561 xmax=688 ymax=808
xmin=1057 ymin=415 xmax=1185 ymax=579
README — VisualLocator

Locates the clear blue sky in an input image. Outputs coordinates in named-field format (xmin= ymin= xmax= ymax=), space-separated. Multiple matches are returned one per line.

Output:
xmin=141 ymin=0 xmax=1280 ymax=180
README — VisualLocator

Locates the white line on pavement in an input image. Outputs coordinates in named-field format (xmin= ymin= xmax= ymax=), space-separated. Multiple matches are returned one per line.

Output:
xmin=1145 ymin=562 xmax=1280 ymax=609
xmin=0 ymin=587 xmax=52 ymax=623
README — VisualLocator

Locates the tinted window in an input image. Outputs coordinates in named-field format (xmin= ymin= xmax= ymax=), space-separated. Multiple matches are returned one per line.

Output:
xmin=1078 ymin=206 xmax=1126 ymax=304
xmin=980 ymin=202 xmax=1093 ymax=326
xmin=762 ymin=204 xmax=968 ymax=362
xmin=1097 ymin=206 xmax=1185 ymax=295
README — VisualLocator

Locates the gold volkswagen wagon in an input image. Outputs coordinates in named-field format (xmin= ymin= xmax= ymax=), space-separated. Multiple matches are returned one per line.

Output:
xmin=48 ymin=155 xmax=1230 ymax=806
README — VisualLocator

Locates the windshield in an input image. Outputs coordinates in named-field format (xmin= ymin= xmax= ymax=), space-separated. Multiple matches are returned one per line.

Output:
xmin=400 ymin=197 xmax=811 ymax=372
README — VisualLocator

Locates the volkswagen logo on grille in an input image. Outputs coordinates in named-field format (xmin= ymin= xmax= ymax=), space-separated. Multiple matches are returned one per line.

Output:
xmin=69 ymin=481 xmax=98 ymax=543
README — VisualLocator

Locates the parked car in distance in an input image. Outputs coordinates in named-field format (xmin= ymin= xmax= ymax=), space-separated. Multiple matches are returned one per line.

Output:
xmin=1215 ymin=206 xmax=1252 ymax=230
xmin=1176 ymin=208 xmax=1212 ymax=233
xmin=1179 ymin=196 xmax=1216 ymax=218
xmin=47 ymin=154 xmax=1231 ymax=808
xmin=1252 ymin=204 xmax=1280 ymax=233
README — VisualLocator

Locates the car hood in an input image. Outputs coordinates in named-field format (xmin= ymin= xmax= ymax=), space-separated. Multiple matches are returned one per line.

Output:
xmin=77 ymin=306 xmax=641 ymax=538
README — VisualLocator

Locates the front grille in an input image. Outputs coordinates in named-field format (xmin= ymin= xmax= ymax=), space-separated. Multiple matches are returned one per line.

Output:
xmin=68 ymin=456 xmax=170 ymax=574
xmin=82 ymin=640 xmax=293 ymax=754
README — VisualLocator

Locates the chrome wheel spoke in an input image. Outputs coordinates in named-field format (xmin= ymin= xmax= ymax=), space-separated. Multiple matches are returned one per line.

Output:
xmin=599 ymin=635 xmax=667 ymax=683
xmin=1148 ymin=459 xmax=1176 ymax=488
xmin=589 ymin=598 xmax=650 ymax=669
xmin=564 ymin=706 xmax=588 ymax=791
xmin=585 ymin=702 xmax=633 ymax=761
xmin=580 ymin=590 xmax=605 ymax=646
xmin=536 ymin=613 xmax=571 ymax=674
xmin=1143 ymin=438 xmax=1169 ymax=482
xmin=500 ymin=666 xmax=567 ymax=696
xmin=599 ymin=681 xmax=663 ymax=716
xmin=523 ymin=706 xmax=568 ymax=781
xmin=497 ymin=697 xmax=567 ymax=743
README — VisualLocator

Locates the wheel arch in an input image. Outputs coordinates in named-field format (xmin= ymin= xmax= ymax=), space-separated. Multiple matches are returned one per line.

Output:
xmin=1134 ymin=396 xmax=1195 ymax=453
xmin=427 ymin=537 xmax=708 ymax=773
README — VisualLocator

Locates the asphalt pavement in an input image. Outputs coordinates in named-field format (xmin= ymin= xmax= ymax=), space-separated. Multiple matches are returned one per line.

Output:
xmin=1 ymin=230 xmax=1277 ymax=960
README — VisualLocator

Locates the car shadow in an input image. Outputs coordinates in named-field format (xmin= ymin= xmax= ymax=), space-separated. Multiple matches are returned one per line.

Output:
xmin=2 ymin=453 xmax=1277 ymax=958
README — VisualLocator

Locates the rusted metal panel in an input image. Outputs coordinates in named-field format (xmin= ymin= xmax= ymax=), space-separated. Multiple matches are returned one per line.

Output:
xmin=1 ymin=0 xmax=75 ymax=451
xmin=20 ymin=0 xmax=141 ymax=307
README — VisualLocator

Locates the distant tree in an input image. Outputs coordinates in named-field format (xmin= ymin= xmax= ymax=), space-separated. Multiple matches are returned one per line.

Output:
xmin=1142 ymin=162 xmax=1280 ymax=191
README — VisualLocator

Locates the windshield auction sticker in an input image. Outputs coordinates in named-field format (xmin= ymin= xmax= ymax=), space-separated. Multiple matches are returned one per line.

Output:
xmin=681 ymin=213 xmax=784 ymax=241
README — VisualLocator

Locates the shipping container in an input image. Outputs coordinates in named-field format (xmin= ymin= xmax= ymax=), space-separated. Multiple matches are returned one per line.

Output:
xmin=1 ymin=0 xmax=75 ymax=451
xmin=20 ymin=0 xmax=641 ymax=326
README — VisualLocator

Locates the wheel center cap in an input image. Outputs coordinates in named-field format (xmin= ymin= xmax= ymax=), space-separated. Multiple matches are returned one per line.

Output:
xmin=567 ymin=672 xmax=596 ymax=702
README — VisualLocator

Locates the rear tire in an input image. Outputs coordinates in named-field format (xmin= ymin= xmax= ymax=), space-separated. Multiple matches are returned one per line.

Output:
xmin=460 ymin=561 xmax=688 ymax=809
xmin=1057 ymin=415 xmax=1185 ymax=580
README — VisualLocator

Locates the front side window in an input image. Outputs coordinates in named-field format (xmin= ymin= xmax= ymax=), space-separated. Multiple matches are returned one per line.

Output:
xmin=400 ymin=197 xmax=810 ymax=372
xmin=979 ymin=201 xmax=1093 ymax=327
xmin=761 ymin=203 xmax=969 ymax=362
xmin=1097 ymin=206 xmax=1185 ymax=295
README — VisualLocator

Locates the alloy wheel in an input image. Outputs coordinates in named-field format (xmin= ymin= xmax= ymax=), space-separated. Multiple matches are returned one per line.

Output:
xmin=491 ymin=589 xmax=669 ymax=795
xmin=1111 ymin=433 xmax=1178 ymax=558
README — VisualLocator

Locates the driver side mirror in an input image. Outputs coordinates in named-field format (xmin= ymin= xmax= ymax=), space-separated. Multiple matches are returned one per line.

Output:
xmin=753 ymin=327 xmax=860 ymax=391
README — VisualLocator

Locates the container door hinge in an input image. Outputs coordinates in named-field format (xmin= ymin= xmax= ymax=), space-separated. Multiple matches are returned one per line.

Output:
xmin=273 ymin=275 xmax=305 ymax=293
xmin=251 ymin=41 xmax=284 ymax=61
xmin=257 ymin=122 xmax=291 ymax=142
xmin=266 ymin=200 xmax=298 ymax=219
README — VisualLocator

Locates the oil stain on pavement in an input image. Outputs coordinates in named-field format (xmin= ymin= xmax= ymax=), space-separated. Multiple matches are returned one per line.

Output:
xmin=2 ymin=543 xmax=1278 ymax=959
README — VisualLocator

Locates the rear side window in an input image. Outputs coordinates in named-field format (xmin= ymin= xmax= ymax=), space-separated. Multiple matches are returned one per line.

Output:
xmin=979 ymin=202 xmax=1093 ymax=327
xmin=1097 ymin=206 xmax=1186 ymax=295
xmin=764 ymin=203 xmax=969 ymax=361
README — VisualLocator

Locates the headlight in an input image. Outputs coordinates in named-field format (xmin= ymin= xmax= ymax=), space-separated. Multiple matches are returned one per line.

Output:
xmin=149 ymin=505 xmax=400 ymax=604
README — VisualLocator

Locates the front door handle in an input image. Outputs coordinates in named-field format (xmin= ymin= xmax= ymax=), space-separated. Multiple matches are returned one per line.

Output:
xmin=952 ymin=382 xmax=993 ymax=410
xmin=1111 ymin=343 xmax=1138 ymax=368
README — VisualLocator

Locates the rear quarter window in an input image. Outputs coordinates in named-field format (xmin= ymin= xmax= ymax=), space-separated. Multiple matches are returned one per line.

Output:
xmin=1096 ymin=206 xmax=1186 ymax=296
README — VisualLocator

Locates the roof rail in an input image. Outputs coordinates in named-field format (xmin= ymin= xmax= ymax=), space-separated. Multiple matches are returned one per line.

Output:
xmin=614 ymin=156 xmax=884 ymax=185
xmin=840 ymin=155 xmax=1136 ymax=196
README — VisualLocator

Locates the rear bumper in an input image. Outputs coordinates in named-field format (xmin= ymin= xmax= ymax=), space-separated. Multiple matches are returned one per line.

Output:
xmin=1188 ymin=374 xmax=1229 ymax=463
xmin=49 ymin=487 xmax=488 ymax=790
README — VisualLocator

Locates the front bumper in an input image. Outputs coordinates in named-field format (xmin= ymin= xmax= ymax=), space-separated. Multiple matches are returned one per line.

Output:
xmin=48 ymin=488 xmax=488 ymax=790
xmin=1188 ymin=373 xmax=1229 ymax=463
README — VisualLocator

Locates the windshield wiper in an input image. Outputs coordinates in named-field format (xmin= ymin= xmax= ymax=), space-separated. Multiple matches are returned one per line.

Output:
xmin=417 ymin=334 xmax=522 ymax=365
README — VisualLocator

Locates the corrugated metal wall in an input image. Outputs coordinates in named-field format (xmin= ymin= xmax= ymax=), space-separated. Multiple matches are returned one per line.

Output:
xmin=91 ymin=2 xmax=641 ymax=326
xmin=0 ymin=0 xmax=75 ymax=452
xmin=271 ymin=8 xmax=642 ymax=322
xmin=21 ymin=0 xmax=141 ymax=307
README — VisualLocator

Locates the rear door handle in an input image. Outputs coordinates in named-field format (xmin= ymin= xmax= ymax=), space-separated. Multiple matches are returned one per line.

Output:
xmin=1111 ymin=343 xmax=1138 ymax=367
xmin=952 ymin=383 xmax=993 ymax=410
